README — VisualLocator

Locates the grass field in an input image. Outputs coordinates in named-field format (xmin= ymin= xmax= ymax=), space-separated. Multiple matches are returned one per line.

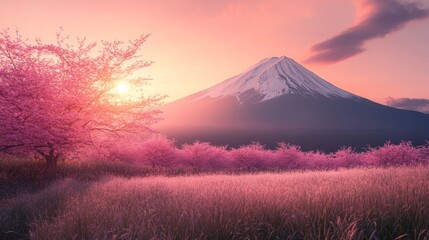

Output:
xmin=1 ymin=162 xmax=429 ymax=240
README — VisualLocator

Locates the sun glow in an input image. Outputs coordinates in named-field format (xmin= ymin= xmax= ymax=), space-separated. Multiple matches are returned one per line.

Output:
xmin=116 ymin=81 xmax=129 ymax=95
xmin=111 ymin=80 xmax=141 ymax=103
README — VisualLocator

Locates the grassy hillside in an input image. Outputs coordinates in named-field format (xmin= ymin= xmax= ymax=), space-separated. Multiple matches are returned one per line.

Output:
xmin=1 ymin=166 xmax=429 ymax=239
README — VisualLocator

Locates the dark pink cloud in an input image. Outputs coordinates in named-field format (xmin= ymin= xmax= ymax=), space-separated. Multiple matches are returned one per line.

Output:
xmin=305 ymin=0 xmax=428 ymax=64
xmin=386 ymin=97 xmax=429 ymax=114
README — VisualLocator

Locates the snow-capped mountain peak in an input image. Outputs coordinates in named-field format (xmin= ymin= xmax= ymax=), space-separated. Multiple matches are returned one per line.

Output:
xmin=196 ymin=56 xmax=358 ymax=103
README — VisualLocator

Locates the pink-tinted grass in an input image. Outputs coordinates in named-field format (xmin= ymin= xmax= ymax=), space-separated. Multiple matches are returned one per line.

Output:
xmin=1 ymin=166 xmax=428 ymax=239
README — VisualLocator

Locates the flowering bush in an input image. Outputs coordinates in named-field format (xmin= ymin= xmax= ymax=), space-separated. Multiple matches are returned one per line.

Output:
xmin=230 ymin=142 xmax=272 ymax=171
xmin=364 ymin=141 xmax=423 ymax=166
xmin=136 ymin=137 xmax=178 ymax=168
xmin=179 ymin=142 xmax=230 ymax=171
xmin=271 ymin=143 xmax=305 ymax=170
xmin=330 ymin=147 xmax=363 ymax=168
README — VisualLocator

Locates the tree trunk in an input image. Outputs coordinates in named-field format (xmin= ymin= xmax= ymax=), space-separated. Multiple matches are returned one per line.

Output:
xmin=38 ymin=148 xmax=60 ymax=178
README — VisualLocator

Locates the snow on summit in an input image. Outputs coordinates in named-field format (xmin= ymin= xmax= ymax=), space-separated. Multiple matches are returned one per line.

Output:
xmin=197 ymin=56 xmax=359 ymax=103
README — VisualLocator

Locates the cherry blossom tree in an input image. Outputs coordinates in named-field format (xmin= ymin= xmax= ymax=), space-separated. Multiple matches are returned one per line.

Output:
xmin=0 ymin=30 xmax=164 ymax=176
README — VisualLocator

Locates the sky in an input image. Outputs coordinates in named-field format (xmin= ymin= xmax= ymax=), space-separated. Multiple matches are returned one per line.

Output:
xmin=1 ymin=0 xmax=429 ymax=105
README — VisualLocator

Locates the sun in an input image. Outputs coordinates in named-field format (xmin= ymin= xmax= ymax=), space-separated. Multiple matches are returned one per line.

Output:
xmin=116 ymin=81 xmax=129 ymax=95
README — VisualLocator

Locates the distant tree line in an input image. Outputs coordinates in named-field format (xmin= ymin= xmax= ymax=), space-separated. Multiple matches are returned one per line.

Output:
xmin=111 ymin=137 xmax=429 ymax=172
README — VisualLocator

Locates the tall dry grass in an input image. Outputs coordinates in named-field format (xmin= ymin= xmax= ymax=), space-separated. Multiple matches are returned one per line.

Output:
xmin=1 ymin=166 xmax=427 ymax=239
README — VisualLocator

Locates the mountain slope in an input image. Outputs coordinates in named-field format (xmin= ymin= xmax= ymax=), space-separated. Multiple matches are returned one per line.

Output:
xmin=194 ymin=56 xmax=357 ymax=102
xmin=157 ymin=56 xmax=429 ymax=151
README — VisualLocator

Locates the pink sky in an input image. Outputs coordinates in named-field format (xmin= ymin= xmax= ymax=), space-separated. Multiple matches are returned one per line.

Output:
xmin=1 ymin=0 xmax=428 ymax=104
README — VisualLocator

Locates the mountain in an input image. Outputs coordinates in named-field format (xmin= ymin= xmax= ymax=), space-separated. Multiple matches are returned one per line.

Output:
xmin=157 ymin=56 xmax=429 ymax=151
xmin=194 ymin=56 xmax=358 ymax=102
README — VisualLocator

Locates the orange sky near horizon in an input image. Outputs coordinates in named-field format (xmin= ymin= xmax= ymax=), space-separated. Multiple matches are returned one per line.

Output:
xmin=1 ymin=0 xmax=428 ymax=104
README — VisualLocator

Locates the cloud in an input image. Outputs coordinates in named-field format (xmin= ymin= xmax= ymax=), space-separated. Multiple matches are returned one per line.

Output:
xmin=305 ymin=0 xmax=429 ymax=64
xmin=386 ymin=97 xmax=429 ymax=114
